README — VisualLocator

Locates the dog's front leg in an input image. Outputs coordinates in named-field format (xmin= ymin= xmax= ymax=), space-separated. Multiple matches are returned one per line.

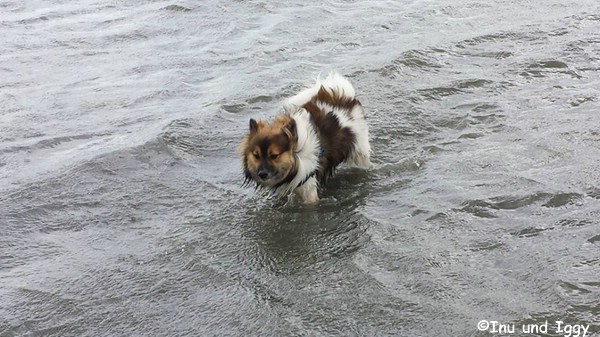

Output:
xmin=294 ymin=177 xmax=319 ymax=204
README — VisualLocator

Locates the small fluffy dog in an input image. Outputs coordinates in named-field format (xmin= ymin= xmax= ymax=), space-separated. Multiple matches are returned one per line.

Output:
xmin=239 ymin=72 xmax=371 ymax=203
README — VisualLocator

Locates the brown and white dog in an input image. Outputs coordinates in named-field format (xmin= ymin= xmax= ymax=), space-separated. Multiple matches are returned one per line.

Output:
xmin=239 ymin=72 xmax=371 ymax=203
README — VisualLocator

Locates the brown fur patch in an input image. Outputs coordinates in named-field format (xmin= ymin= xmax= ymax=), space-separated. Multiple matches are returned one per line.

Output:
xmin=316 ymin=86 xmax=361 ymax=118
xmin=303 ymin=100 xmax=356 ymax=183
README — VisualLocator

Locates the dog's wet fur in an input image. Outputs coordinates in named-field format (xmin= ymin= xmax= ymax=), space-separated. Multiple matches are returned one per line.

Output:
xmin=239 ymin=72 xmax=371 ymax=203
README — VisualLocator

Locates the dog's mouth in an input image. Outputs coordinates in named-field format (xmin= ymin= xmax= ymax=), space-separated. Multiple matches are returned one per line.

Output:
xmin=255 ymin=174 xmax=279 ymax=187
xmin=253 ymin=167 xmax=293 ymax=188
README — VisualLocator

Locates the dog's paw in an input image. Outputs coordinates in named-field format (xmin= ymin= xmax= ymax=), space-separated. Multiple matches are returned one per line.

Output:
xmin=294 ymin=177 xmax=319 ymax=204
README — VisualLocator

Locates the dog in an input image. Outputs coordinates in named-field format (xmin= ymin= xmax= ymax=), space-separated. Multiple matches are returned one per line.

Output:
xmin=239 ymin=72 xmax=371 ymax=203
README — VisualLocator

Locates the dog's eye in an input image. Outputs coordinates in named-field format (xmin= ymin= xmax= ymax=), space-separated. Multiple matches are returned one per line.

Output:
xmin=270 ymin=153 xmax=279 ymax=160
xmin=252 ymin=152 xmax=260 ymax=159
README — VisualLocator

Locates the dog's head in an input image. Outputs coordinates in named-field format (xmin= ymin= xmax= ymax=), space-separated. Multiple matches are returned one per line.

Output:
xmin=239 ymin=115 xmax=297 ymax=188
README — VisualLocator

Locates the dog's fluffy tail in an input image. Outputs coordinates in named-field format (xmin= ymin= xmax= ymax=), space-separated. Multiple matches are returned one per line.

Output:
xmin=283 ymin=72 xmax=357 ymax=113
xmin=317 ymin=72 xmax=356 ymax=101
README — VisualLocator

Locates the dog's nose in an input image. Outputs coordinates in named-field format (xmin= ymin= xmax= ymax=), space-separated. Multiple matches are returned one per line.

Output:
xmin=258 ymin=171 xmax=269 ymax=180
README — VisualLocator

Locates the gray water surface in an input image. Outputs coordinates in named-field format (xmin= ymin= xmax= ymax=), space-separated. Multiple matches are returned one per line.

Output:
xmin=1 ymin=1 xmax=600 ymax=336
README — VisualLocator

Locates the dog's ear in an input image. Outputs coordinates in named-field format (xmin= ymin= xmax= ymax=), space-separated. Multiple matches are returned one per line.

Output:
xmin=249 ymin=118 xmax=259 ymax=133
xmin=283 ymin=119 xmax=297 ymax=139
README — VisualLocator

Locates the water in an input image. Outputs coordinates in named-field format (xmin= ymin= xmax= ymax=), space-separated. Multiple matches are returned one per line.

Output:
xmin=1 ymin=1 xmax=599 ymax=336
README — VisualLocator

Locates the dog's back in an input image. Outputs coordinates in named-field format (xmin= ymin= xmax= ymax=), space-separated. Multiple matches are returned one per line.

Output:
xmin=284 ymin=73 xmax=371 ymax=182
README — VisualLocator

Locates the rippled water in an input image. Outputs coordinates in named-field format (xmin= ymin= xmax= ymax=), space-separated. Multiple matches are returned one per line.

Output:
xmin=1 ymin=1 xmax=600 ymax=336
